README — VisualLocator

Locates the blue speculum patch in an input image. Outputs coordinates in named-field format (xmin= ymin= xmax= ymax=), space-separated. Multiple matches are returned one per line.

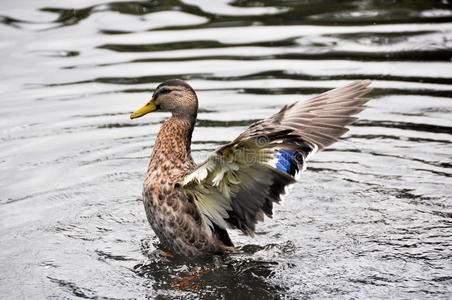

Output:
xmin=276 ymin=149 xmax=297 ymax=175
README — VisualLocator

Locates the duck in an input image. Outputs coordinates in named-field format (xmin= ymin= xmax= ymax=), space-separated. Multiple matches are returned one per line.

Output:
xmin=130 ymin=79 xmax=372 ymax=257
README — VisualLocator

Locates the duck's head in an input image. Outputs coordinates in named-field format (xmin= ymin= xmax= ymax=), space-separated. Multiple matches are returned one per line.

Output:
xmin=130 ymin=79 xmax=198 ymax=120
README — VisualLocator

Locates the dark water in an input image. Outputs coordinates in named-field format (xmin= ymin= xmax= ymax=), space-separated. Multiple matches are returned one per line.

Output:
xmin=1 ymin=0 xmax=452 ymax=299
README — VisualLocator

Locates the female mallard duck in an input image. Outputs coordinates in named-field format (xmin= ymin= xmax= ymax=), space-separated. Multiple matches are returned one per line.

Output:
xmin=130 ymin=79 xmax=372 ymax=257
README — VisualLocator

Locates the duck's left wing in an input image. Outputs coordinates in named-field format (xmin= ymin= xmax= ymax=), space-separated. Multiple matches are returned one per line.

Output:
xmin=182 ymin=133 xmax=305 ymax=236
xmin=182 ymin=80 xmax=372 ymax=236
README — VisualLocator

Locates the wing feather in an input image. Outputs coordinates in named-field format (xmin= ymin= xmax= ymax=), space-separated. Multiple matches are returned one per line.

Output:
xmin=183 ymin=80 xmax=372 ymax=236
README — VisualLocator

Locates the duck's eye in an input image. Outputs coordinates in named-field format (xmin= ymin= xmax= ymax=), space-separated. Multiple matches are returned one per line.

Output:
xmin=154 ymin=88 xmax=171 ymax=100
xmin=158 ymin=88 xmax=171 ymax=95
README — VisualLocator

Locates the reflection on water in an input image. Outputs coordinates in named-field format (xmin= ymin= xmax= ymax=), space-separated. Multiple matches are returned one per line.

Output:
xmin=0 ymin=0 xmax=451 ymax=299
xmin=133 ymin=243 xmax=289 ymax=299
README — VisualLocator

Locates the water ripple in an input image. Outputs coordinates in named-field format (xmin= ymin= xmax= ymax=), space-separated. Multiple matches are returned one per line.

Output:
xmin=0 ymin=1 xmax=451 ymax=299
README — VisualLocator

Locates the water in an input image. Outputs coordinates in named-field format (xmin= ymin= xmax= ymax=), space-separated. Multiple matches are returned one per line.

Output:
xmin=1 ymin=0 xmax=451 ymax=299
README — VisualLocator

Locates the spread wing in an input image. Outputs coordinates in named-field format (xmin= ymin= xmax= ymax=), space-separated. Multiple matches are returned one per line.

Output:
xmin=182 ymin=80 xmax=372 ymax=236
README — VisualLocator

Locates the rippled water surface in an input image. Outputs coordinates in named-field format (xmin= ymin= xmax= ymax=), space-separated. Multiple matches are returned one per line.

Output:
xmin=1 ymin=0 xmax=452 ymax=299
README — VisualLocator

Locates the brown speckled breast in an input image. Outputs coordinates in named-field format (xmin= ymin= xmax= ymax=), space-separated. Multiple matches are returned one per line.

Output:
xmin=142 ymin=118 xmax=220 ymax=256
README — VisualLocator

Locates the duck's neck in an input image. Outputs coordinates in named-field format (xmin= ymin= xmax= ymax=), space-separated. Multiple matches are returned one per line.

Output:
xmin=150 ymin=116 xmax=195 ymax=164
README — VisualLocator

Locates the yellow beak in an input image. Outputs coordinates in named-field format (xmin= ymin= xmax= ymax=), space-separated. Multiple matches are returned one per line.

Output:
xmin=130 ymin=97 xmax=157 ymax=119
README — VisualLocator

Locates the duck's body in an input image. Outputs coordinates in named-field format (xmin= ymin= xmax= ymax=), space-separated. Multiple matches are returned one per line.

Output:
xmin=131 ymin=79 xmax=372 ymax=257
xmin=143 ymin=117 xmax=231 ymax=255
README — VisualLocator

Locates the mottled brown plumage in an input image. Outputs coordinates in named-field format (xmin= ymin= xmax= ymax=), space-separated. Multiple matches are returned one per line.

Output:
xmin=131 ymin=79 xmax=372 ymax=256
xmin=143 ymin=117 xmax=226 ymax=255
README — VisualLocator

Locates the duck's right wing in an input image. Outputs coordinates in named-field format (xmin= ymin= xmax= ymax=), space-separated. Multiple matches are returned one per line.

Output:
xmin=182 ymin=80 xmax=372 ymax=236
